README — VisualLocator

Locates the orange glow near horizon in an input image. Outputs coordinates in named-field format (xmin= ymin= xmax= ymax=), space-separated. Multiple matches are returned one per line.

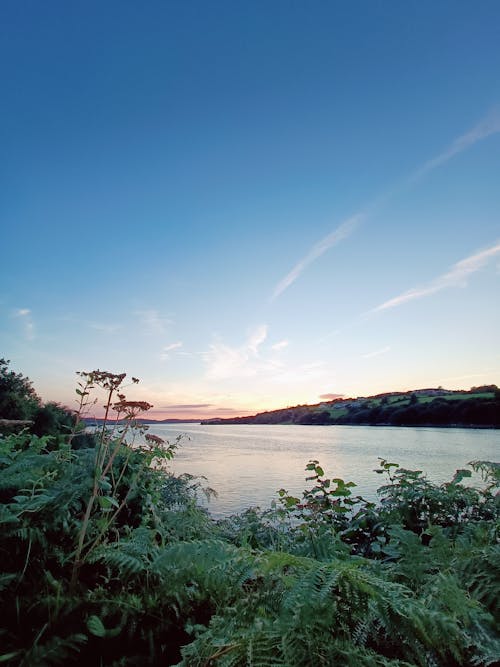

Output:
xmin=43 ymin=374 xmax=499 ymax=423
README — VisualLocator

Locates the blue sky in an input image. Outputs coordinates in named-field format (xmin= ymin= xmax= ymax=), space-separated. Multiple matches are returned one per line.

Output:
xmin=1 ymin=1 xmax=499 ymax=419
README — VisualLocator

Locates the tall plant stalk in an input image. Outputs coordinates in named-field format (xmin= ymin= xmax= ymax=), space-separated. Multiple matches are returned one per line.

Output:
xmin=69 ymin=371 xmax=149 ymax=591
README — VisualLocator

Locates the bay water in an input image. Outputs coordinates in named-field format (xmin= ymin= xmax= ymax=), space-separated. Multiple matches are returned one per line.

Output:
xmin=147 ymin=423 xmax=499 ymax=517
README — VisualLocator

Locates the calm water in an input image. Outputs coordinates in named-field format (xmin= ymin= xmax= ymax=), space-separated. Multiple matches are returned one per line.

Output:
xmin=147 ymin=423 xmax=499 ymax=517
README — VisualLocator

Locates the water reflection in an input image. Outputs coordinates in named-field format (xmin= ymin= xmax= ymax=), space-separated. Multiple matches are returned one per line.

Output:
xmin=148 ymin=424 xmax=499 ymax=517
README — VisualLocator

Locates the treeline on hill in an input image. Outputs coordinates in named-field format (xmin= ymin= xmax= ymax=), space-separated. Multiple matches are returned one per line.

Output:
xmin=0 ymin=362 xmax=499 ymax=666
xmin=202 ymin=387 xmax=500 ymax=427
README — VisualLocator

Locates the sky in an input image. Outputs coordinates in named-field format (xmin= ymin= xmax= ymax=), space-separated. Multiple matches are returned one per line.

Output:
xmin=1 ymin=1 xmax=499 ymax=420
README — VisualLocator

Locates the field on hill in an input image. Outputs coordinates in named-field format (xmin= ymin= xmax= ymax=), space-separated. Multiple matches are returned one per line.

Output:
xmin=202 ymin=387 xmax=500 ymax=427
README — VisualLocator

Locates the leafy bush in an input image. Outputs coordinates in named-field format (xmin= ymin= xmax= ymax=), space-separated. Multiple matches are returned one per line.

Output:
xmin=0 ymin=370 xmax=211 ymax=664
xmin=0 ymin=367 xmax=498 ymax=665
xmin=181 ymin=461 xmax=499 ymax=667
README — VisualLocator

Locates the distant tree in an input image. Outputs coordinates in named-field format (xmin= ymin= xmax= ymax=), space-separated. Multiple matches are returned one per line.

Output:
xmin=422 ymin=398 xmax=450 ymax=425
xmin=0 ymin=360 xmax=94 ymax=444
xmin=31 ymin=402 xmax=74 ymax=438
xmin=470 ymin=384 xmax=498 ymax=394
xmin=299 ymin=410 xmax=332 ymax=425
xmin=0 ymin=358 xmax=40 ymax=420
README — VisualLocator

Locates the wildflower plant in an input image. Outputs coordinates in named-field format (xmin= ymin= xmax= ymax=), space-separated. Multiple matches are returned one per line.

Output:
xmin=70 ymin=370 xmax=177 ymax=588
xmin=0 ymin=366 xmax=498 ymax=666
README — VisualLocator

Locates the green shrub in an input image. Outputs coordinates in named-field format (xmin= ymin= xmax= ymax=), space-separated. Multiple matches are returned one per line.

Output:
xmin=0 ymin=368 xmax=498 ymax=665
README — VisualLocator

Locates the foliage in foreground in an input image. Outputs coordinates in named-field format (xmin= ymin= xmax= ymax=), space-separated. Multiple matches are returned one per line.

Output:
xmin=0 ymin=358 xmax=95 ymax=447
xmin=0 ymin=370 xmax=498 ymax=666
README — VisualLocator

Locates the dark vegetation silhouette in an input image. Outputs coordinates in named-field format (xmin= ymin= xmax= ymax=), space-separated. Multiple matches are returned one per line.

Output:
xmin=203 ymin=386 xmax=500 ymax=427
xmin=0 ymin=358 xmax=95 ymax=447
xmin=0 ymin=362 xmax=498 ymax=665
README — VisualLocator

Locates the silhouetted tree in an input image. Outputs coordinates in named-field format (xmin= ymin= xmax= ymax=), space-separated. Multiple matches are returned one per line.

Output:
xmin=0 ymin=358 xmax=40 ymax=420
xmin=32 ymin=402 xmax=74 ymax=438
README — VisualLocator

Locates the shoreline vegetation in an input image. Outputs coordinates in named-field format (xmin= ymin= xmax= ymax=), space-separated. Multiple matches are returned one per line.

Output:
xmin=201 ymin=386 xmax=500 ymax=428
xmin=0 ymin=363 xmax=499 ymax=665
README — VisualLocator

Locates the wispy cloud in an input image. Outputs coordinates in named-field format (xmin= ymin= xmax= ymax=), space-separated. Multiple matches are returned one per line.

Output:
xmin=204 ymin=325 xmax=284 ymax=380
xmin=12 ymin=308 xmax=35 ymax=340
xmin=372 ymin=240 xmax=500 ymax=313
xmin=270 ymin=108 xmax=500 ymax=303
xmin=266 ymin=360 xmax=328 ymax=387
xmin=271 ymin=215 xmax=363 ymax=300
xmin=248 ymin=324 xmax=268 ymax=354
xmin=411 ymin=107 xmax=500 ymax=182
xmin=362 ymin=345 xmax=391 ymax=359
xmin=271 ymin=339 xmax=289 ymax=351
xmin=319 ymin=392 xmax=345 ymax=400
xmin=159 ymin=403 xmax=212 ymax=410
xmin=160 ymin=341 xmax=183 ymax=361
xmin=163 ymin=342 xmax=183 ymax=352
xmin=136 ymin=309 xmax=172 ymax=335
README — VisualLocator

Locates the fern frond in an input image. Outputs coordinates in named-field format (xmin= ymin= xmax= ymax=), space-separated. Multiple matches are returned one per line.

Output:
xmin=18 ymin=633 xmax=87 ymax=666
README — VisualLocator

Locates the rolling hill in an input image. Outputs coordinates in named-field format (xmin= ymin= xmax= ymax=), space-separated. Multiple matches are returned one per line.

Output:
xmin=201 ymin=385 xmax=500 ymax=428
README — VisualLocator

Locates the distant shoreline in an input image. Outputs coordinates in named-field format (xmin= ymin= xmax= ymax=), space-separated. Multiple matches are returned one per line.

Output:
xmin=200 ymin=422 xmax=500 ymax=430
xmin=83 ymin=385 xmax=499 ymax=430
xmin=200 ymin=385 xmax=500 ymax=429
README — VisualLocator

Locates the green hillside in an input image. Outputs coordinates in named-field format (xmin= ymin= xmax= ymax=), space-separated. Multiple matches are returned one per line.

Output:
xmin=202 ymin=385 xmax=500 ymax=428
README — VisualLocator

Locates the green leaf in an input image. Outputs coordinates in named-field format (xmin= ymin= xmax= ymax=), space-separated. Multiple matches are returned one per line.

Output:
xmin=87 ymin=615 xmax=106 ymax=637
xmin=98 ymin=477 xmax=112 ymax=493
xmin=98 ymin=496 xmax=119 ymax=510
xmin=330 ymin=488 xmax=351 ymax=497
xmin=451 ymin=469 xmax=472 ymax=485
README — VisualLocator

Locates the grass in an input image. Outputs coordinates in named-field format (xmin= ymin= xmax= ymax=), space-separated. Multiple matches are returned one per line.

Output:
xmin=316 ymin=390 xmax=497 ymax=421
xmin=418 ymin=392 xmax=495 ymax=403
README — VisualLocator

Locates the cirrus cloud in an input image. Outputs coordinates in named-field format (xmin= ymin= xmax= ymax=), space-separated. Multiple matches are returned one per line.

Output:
xmin=204 ymin=325 xmax=285 ymax=380
xmin=160 ymin=341 xmax=183 ymax=361
xmin=371 ymin=241 xmax=500 ymax=313
xmin=411 ymin=107 xmax=500 ymax=182
xmin=13 ymin=308 xmax=35 ymax=340
xmin=271 ymin=215 xmax=363 ymax=300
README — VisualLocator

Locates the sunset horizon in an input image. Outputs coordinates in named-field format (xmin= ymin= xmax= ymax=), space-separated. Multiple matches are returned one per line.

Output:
xmin=2 ymin=1 xmax=499 ymax=425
